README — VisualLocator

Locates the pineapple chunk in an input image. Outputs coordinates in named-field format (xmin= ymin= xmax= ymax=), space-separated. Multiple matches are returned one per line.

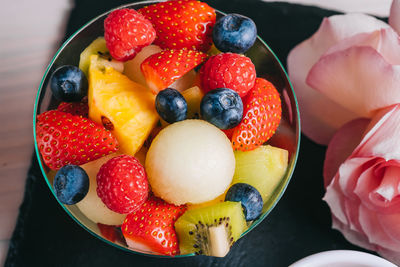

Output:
xmin=182 ymin=86 xmax=203 ymax=119
xmin=233 ymin=145 xmax=288 ymax=202
xmin=88 ymin=55 xmax=158 ymax=156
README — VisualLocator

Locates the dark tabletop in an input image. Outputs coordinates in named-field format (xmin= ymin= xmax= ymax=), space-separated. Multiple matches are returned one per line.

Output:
xmin=5 ymin=1 xmax=374 ymax=266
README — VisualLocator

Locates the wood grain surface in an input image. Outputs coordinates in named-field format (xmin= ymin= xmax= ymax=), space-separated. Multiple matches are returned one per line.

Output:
xmin=0 ymin=0 xmax=72 ymax=264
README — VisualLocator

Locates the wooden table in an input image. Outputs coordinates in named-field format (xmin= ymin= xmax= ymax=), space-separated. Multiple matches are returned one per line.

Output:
xmin=0 ymin=0 xmax=391 ymax=264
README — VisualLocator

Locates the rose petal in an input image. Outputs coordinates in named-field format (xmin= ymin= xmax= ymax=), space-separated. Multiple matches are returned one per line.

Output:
xmin=287 ymin=14 xmax=389 ymax=145
xmin=372 ymin=163 xmax=400 ymax=203
xmin=389 ymin=0 xmax=400 ymax=35
xmin=289 ymin=81 xmax=358 ymax=145
xmin=378 ymin=212 xmax=400 ymax=245
xmin=324 ymin=30 xmax=381 ymax=55
xmin=307 ymin=46 xmax=400 ymax=118
xmin=324 ymin=118 xmax=370 ymax=186
xmin=331 ymin=215 xmax=376 ymax=251
xmin=376 ymin=28 xmax=400 ymax=64
xmin=324 ymin=158 xmax=376 ymax=234
xmin=324 ymin=28 xmax=400 ymax=65
xmin=343 ymin=199 xmax=363 ymax=233
xmin=352 ymin=158 xmax=400 ymax=213
xmin=355 ymin=104 xmax=400 ymax=160
xmin=312 ymin=14 xmax=389 ymax=43
xmin=359 ymin=205 xmax=400 ymax=251
xmin=324 ymin=176 xmax=348 ymax=224
xmin=337 ymin=158 xmax=375 ymax=199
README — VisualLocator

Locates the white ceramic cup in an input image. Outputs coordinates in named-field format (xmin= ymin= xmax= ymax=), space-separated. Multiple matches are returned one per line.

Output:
xmin=289 ymin=250 xmax=397 ymax=267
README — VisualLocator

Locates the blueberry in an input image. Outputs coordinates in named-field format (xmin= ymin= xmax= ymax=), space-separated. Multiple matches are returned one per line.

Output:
xmin=50 ymin=65 xmax=88 ymax=102
xmin=53 ymin=165 xmax=89 ymax=205
xmin=213 ymin=14 xmax=257 ymax=54
xmin=200 ymin=88 xmax=243 ymax=129
xmin=156 ymin=88 xmax=187 ymax=123
xmin=225 ymin=183 xmax=263 ymax=221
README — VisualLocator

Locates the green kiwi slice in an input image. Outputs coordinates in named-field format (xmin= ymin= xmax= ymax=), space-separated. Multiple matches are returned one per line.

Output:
xmin=79 ymin=37 xmax=109 ymax=75
xmin=79 ymin=37 xmax=123 ymax=76
xmin=175 ymin=201 xmax=247 ymax=257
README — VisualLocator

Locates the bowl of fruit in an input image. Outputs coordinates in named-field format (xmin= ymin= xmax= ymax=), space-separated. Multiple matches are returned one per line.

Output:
xmin=34 ymin=0 xmax=300 ymax=258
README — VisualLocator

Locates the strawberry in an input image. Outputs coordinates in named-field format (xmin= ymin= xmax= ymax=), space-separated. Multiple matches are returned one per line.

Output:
xmin=97 ymin=223 xmax=118 ymax=242
xmin=138 ymin=0 xmax=216 ymax=51
xmin=57 ymin=99 xmax=88 ymax=117
xmin=267 ymin=120 xmax=296 ymax=159
xmin=36 ymin=110 xmax=118 ymax=170
xmin=231 ymin=78 xmax=282 ymax=151
xmin=222 ymin=128 xmax=235 ymax=140
xmin=96 ymin=155 xmax=149 ymax=214
xmin=200 ymin=53 xmax=256 ymax=97
xmin=121 ymin=196 xmax=186 ymax=256
xmin=104 ymin=8 xmax=156 ymax=61
xmin=141 ymin=48 xmax=207 ymax=94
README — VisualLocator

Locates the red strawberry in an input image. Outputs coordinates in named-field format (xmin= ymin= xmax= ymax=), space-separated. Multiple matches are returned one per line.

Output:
xmin=141 ymin=48 xmax=207 ymax=94
xmin=36 ymin=110 xmax=118 ymax=169
xmin=138 ymin=0 xmax=216 ymax=51
xmin=97 ymin=223 xmax=118 ymax=242
xmin=222 ymin=128 xmax=235 ymax=140
xmin=200 ymin=53 xmax=256 ymax=97
xmin=96 ymin=155 xmax=149 ymax=214
xmin=231 ymin=78 xmax=282 ymax=151
xmin=121 ymin=196 xmax=186 ymax=256
xmin=57 ymin=100 xmax=88 ymax=117
xmin=268 ymin=120 xmax=296 ymax=159
xmin=104 ymin=8 xmax=156 ymax=61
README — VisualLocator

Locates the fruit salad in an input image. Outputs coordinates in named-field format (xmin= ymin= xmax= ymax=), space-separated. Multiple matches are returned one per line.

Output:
xmin=35 ymin=0 xmax=290 ymax=257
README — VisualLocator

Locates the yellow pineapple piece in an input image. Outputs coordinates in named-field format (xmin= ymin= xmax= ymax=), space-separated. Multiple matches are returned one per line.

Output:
xmin=182 ymin=86 xmax=204 ymax=119
xmin=88 ymin=55 xmax=158 ymax=156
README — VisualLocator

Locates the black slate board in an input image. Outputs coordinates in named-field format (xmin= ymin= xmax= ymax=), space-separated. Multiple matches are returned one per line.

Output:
xmin=6 ymin=1 xmax=375 ymax=266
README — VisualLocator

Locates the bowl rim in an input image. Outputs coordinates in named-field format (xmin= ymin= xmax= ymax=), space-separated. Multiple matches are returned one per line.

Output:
xmin=33 ymin=0 xmax=301 ymax=258
xmin=289 ymin=250 xmax=397 ymax=267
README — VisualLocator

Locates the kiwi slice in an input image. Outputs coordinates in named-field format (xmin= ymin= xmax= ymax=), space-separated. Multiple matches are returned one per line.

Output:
xmin=79 ymin=37 xmax=123 ymax=75
xmin=175 ymin=201 xmax=247 ymax=257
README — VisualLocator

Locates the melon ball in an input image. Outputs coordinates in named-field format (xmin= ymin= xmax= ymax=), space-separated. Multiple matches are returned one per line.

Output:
xmin=124 ymin=45 xmax=162 ymax=86
xmin=145 ymin=120 xmax=235 ymax=205
xmin=77 ymin=154 xmax=126 ymax=225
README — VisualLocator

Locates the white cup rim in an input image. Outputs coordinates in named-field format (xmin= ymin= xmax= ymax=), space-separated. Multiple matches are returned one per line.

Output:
xmin=289 ymin=250 xmax=397 ymax=267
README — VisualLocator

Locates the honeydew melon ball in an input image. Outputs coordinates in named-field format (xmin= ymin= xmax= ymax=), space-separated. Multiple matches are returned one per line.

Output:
xmin=77 ymin=154 xmax=126 ymax=225
xmin=145 ymin=120 xmax=235 ymax=205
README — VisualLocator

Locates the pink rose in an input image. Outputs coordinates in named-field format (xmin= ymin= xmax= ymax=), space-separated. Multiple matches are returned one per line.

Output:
xmin=287 ymin=0 xmax=400 ymax=264
xmin=287 ymin=0 xmax=400 ymax=145
xmin=323 ymin=104 xmax=400 ymax=265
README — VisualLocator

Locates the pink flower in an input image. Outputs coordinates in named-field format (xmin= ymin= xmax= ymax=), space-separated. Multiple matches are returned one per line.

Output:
xmin=288 ymin=0 xmax=400 ymax=264
xmin=287 ymin=0 xmax=400 ymax=145
xmin=323 ymin=104 xmax=400 ymax=265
